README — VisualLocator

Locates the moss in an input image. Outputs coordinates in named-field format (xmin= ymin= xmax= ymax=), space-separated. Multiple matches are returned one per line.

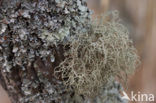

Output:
xmin=54 ymin=11 xmax=140 ymax=97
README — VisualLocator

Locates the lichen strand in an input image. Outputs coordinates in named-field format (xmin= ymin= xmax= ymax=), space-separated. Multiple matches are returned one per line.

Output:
xmin=54 ymin=12 xmax=140 ymax=97
xmin=0 ymin=0 xmax=91 ymax=102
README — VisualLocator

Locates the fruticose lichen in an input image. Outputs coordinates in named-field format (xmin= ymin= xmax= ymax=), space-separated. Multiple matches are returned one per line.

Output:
xmin=54 ymin=11 xmax=140 ymax=97
xmin=0 ymin=0 xmax=139 ymax=103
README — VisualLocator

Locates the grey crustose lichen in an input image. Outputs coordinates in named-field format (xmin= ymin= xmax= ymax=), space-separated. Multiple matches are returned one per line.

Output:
xmin=0 ymin=0 xmax=91 ymax=72
xmin=0 ymin=0 xmax=91 ymax=103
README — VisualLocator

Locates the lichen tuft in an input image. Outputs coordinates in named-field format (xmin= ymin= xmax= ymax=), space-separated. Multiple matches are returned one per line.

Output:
xmin=54 ymin=11 xmax=140 ymax=97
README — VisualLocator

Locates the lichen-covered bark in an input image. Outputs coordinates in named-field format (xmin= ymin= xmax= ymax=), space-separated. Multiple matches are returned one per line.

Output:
xmin=0 ymin=0 xmax=139 ymax=103
xmin=0 ymin=0 xmax=91 ymax=102
xmin=0 ymin=45 xmax=66 ymax=103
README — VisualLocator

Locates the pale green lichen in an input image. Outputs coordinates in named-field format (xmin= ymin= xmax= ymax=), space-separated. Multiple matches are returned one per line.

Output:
xmin=39 ymin=27 xmax=70 ymax=44
xmin=54 ymin=11 xmax=140 ymax=97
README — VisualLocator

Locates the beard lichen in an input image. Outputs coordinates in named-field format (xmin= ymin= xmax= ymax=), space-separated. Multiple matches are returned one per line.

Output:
xmin=54 ymin=11 xmax=140 ymax=97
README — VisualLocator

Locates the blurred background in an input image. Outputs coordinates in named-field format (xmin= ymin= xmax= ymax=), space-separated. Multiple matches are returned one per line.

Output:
xmin=0 ymin=0 xmax=156 ymax=103
xmin=88 ymin=0 xmax=156 ymax=103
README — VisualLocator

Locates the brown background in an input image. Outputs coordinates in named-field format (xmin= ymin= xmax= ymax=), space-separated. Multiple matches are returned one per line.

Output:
xmin=88 ymin=0 xmax=156 ymax=103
